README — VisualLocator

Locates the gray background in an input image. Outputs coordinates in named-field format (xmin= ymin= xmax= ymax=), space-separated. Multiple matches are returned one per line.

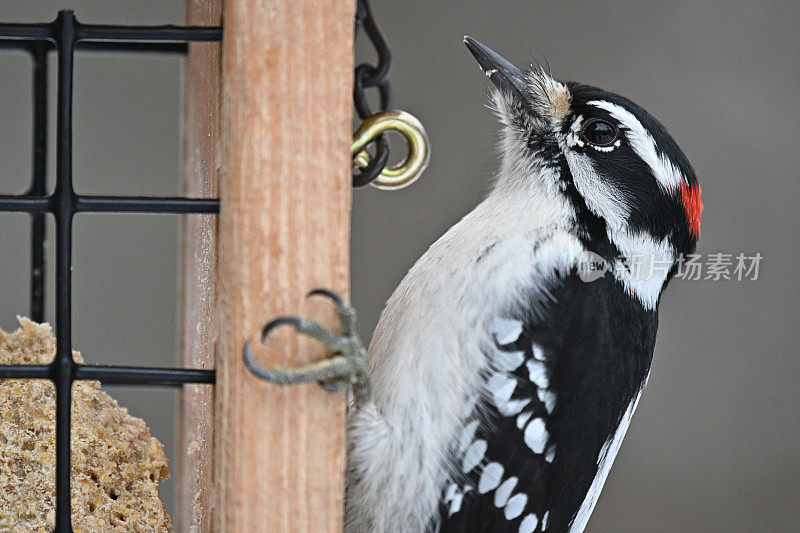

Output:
xmin=1 ymin=1 xmax=798 ymax=531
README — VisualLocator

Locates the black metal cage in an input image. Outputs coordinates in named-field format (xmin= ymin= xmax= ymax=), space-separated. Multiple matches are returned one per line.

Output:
xmin=0 ymin=12 xmax=220 ymax=532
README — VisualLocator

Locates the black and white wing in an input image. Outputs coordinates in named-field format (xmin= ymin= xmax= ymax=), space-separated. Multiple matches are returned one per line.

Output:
xmin=439 ymin=273 xmax=657 ymax=532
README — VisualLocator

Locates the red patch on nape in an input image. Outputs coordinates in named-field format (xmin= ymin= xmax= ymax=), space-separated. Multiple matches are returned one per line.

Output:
xmin=680 ymin=181 xmax=703 ymax=236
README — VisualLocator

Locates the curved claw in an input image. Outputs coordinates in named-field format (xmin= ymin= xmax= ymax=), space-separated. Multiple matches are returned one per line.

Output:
xmin=307 ymin=288 xmax=356 ymax=336
xmin=307 ymin=288 xmax=344 ymax=306
xmin=243 ymin=338 xmax=268 ymax=379
xmin=260 ymin=316 xmax=303 ymax=343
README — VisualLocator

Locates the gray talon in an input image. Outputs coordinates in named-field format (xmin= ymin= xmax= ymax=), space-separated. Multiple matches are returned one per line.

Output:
xmin=243 ymin=291 xmax=371 ymax=405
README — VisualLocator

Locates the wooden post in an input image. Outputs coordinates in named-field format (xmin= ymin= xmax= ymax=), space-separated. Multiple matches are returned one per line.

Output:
xmin=215 ymin=1 xmax=354 ymax=531
xmin=178 ymin=1 xmax=222 ymax=531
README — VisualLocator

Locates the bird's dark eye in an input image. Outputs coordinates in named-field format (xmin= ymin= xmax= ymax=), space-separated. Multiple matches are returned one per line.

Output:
xmin=581 ymin=119 xmax=618 ymax=147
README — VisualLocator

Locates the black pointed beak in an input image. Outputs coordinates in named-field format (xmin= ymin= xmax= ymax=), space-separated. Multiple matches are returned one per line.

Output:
xmin=464 ymin=36 xmax=527 ymax=101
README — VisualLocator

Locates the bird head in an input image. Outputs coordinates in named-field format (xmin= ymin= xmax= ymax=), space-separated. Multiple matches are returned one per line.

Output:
xmin=464 ymin=37 xmax=702 ymax=286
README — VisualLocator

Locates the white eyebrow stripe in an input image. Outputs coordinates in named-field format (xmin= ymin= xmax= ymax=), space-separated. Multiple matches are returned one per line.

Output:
xmin=587 ymin=100 xmax=683 ymax=192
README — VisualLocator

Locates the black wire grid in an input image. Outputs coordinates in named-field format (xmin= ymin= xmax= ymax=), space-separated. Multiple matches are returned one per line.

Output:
xmin=0 ymin=12 xmax=220 ymax=532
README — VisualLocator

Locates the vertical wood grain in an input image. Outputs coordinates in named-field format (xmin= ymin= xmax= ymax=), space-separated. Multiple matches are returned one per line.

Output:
xmin=215 ymin=0 xmax=354 ymax=531
xmin=179 ymin=1 xmax=222 ymax=530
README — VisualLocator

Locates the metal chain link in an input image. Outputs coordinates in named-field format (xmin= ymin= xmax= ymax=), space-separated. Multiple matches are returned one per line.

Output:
xmin=352 ymin=0 xmax=393 ymax=187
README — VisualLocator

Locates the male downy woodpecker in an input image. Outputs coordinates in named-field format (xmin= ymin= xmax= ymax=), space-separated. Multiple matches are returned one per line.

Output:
xmin=246 ymin=37 xmax=702 ymax=532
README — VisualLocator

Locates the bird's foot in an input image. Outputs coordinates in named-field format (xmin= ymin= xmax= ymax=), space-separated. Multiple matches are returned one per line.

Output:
xmin=243 ymin=289 xmax=371 ymax=405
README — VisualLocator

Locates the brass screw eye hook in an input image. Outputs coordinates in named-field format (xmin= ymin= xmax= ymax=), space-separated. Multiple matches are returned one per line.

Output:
xmin=351 ymin=110 xmax=430 ymax=190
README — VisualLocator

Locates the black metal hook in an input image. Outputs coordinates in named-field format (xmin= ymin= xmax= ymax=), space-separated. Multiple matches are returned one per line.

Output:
xmin=352 ymin=136 xmax=390 ymax=188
